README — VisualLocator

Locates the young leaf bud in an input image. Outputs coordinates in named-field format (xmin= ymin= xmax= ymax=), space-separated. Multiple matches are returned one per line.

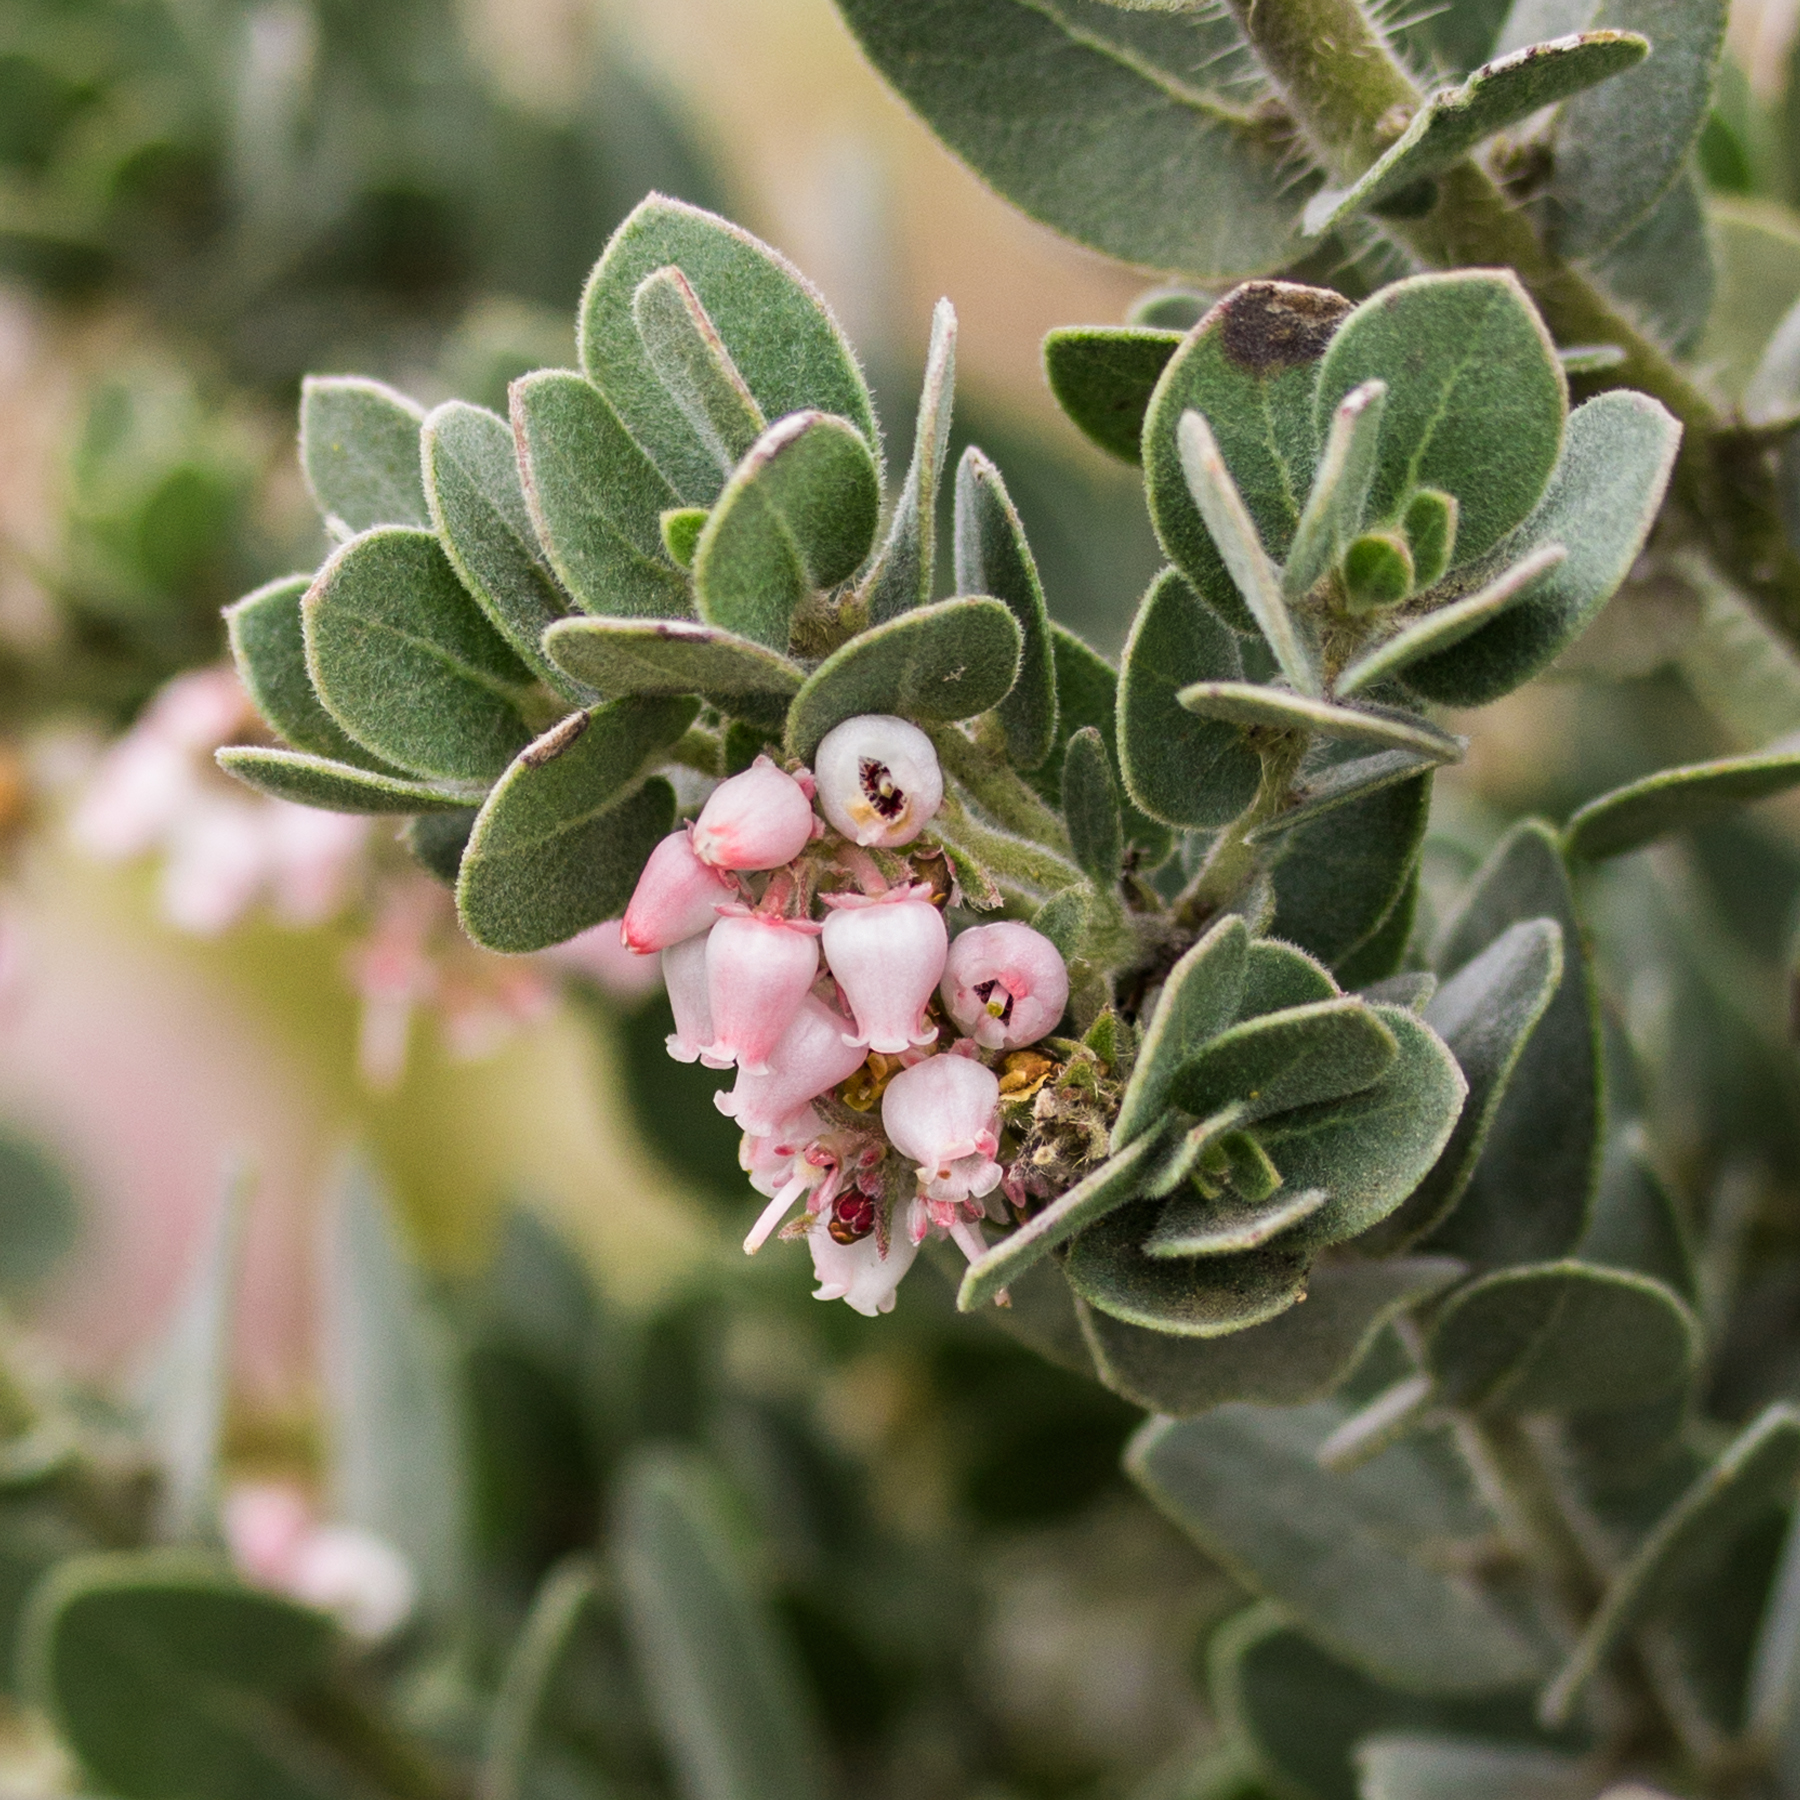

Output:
xmin=621 ymin=829 xmax=735 ymax=954
xmin=691 ymin=755 xmax=817 ymax=871
xmin=703 ymin=909 xmax=822 ymax=1071
xmin=813 ymin=714 xmax=943 ymax=848
xmin=715 ymin=992 xmax=868 ymax=1133
xmin=1342 ymin=531 xmax=1414 ymax=612
xmin=821 ymin=887 xmax=947 ymax=1053
xmin=1402 ymin=488 xmax=1458 ymax=589
xmin=882 ymin=1053 xmax=1004 ymax=1204
xmin=940 ymin=921 xmax=1070 ymax=1050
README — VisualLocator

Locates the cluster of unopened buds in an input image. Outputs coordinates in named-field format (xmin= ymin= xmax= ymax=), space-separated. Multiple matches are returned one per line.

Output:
xmin=622 ymin=715 xmax=1070 ymax=1317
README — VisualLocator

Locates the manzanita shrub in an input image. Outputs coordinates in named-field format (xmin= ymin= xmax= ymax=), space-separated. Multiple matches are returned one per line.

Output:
xmin=20 ymin=0 xmax=1800 ymax=1791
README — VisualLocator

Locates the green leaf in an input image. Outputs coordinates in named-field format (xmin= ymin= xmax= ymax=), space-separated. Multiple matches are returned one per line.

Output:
xmin=1130 ymin=1405 xmax=1546 ymax=1693
xmin=866 ymin=298 xmax=956 ymax=623
xmin=616 ymin=1446 xmax=829 ymax=1800
xmin=1579 ymin=1125 xmax=1695 ymax=1301
xmin=298 ymin=374 xmax=428 ymax=535
xmin=1178 ymin=683 xmax=1465 ymax=761
xmin=1427 ymin=822 xmax=1600 ymax=1267
xmin=1591 ymin=168 xmax=1715 ymax=360
xmin=1399 ymin=392 xmax=1682 ymax=706
xmin=225 ymin=574 xmax=398 ymax=769
xmin=1426 ymin=1259 xmax=1700 ymax=1414
xmin=1335 ymin=546 xmax=1567 ymax=697
xmin=1564 ymin=739 xmax=1800 ymax=861
xmin=458 ymin=702 xmax=693 ymax=953
xmin=1253 ymin=1002 xmax=1468 ymax=1247
xmin=136 ymin=1168 xmax=249 ymax=1542
xmin=1145 ymin=1185 xmax=1329 ymax=1256
xmin=1404 ymin=489 xmax=1458 ymax=590
xmin=1114 ymin=914 xmax=1249 ymax=1147
xmin=1080 ymin=1257 xmax=1464 ymax=1416
xmin=1238 ymin=937 xmax=1339 ymax=1018
xmin=957 ymin=1128 xmax=1170 ymax=1312
xmin=1355 ymin=1734 xmax=1589 ymax=1800
xmin=580 ymin=194 xmax=877 ymax=504
xmin=1178 ymin=410 xmax=1320 ymax=691
xmin=1316 ymin=272 xmax=1566 ymax=566
xmin=1542 ymin=0 xmax=1727 ymax=259
xmin=216 ymin=747 xmax=479 ymax=814
xmin=324 ymin=1157 xmax=470 ymax=1619
xmin=403 ymin=809 xmax=479 ymax=885
xmin=1360 ymin=919 xmax=1563 ymax=1255
xmin=1042 ymin=325 xmax=1182 ymax=464
xmin=1030 ymin=883 xmax=1091 ymax=965
xmin=1061 ymin=726 xmax=1123 ymax=884
xmin=1343 ymin=533 xmax=1416 ymax=613
xmin=1117 ymin=568 xmax=1262 ymax=830
xmin=544 ymin=616 xmax=804 ymax=722
xmin=483 ymin=1555 xmax=604 ymax=1800
xmin=1748 ymin=1488 xmax=1800 ymax=1779
xmin=1303 ymin=32 xmax=1649 ymax=236
xmin=1697 ymin=196 xmax=1800 ymax=404
xmin=663 ymin=506 xmax=708 ymax=567
xmin=511 ymin=369 xmax=692 ymax=619
xmin=421 ymin=399 xmax=584 ymax=696
xmin=1336 ymin=868 xmax=1422 ymax=989
xmin=631 ymin=266 xmax=767 ymax=475
xmin=1284 ymin=379 xmax=1388 ymax=602
xmin=953 ymin=446 xmax=1058 ymax=768
xmin=1541 ymin=1405 xmax=1800 ymax=1726
xmin=784 ymin=597 xmax=1022 ymax=760
xmin=1749 ymin=293 xmax=1800 ymax=429
xmin=1146 ymin=281 xmax=1352 ymax=635
xmin=693 ymin=411 xmax=880 ymax=650
xmin=830 ymin=0 xmax=1308 ymax=277
xmin=304 ymin=526 xmax=536 ymax=783
xmin=1250 ymin=749 xmax=1442 ymax=843
xmin=1269 ymin=768 xmax=1433 ymax=970
xmin=1215 ymin=1607 xmax=1553 ymax=1800
xmin=1140 ymin=1106 xmax=1251 ymax=1198
xmin=1167 ymin=998 xmax=1399 ymax=1123
xmin=0 ymin=1134 xmax=76 ymax=1301
xmin=22 ymin=1553 xmax=368 ymax=1800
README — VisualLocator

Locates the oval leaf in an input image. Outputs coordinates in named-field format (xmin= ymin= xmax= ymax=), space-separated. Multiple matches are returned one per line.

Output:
xmin=299 ymin=374 xmax=427 ymax=534
xmin=865 ymin=298 xmax=956 ymax=624
xmin=544 ymin=616 xmax=804 ymax=721
xmin=1564 ymin=739 xmax=1800 ymax=861
xmin=215 ymin=747 xmax=477 ymax=815
xmin=1043 ymin=325 xmax=1182 ymax=465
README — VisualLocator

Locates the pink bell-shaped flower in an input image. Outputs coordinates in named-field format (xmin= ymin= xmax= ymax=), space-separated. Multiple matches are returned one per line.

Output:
xmin=621 ymin=830 xmax=734 ymax=954
xmin=813 ymin=715 xmax=942 ymax=848
xmin=662 ymin=932 xmax=731 ymax=1067
xmin=690 ymin=756 xmax=816 ymax=871
xmin=821 ymin=886 xmax=946 ymax=1054
xmin=702 ymin=909 xmax=822 ymax=1072
xmin=882 ymin=1053 xmax=1004 ymax=1204
xmin=940 ymin=921 xmax=1070 ymax=1050
xmin=807 ymin=1209 xmax=918 ymax=1316
xmin=716 ymin=993 xmax=868 ymax=1132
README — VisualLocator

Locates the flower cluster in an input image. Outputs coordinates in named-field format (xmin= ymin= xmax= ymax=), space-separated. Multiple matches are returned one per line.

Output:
xmin=622 ymin=715 xmax=1071 ymax=1317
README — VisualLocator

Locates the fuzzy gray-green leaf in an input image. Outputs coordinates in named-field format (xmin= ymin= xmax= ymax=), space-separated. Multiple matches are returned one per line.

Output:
xmin=1145 ymin=1185 xmax=1328 ymax=1257
xmin=631 ymin=266 xmax=767 ymax=476
xmin=1316 ymin=271 xmax=1566 ymax=566
xmin=422 ymin=400 xmax=583 ymax=695
xmin=1564 ymin=739 xmax=1800 ymax=861
xmin=866 ymin=299 xmax=956 ymax=624
xmin=544 ymin=617 xmax=804 ymax=721
xmin=830 ymin=0 xmax=1308 ymax=277
xmin=1179 ymin=682 xmax=1464 ymax=761
xmin=298 ymin=374 xmax=428 ymax=534
xmin=785 ymin=598 xmax=1021 ymax=761
xmin=693 ymin=412 xmax=880 ymax=651
xmin=511 ymin=369 xmax=691 ymax=620
xmin=1117 ymin=568 xmax=1261 ymax=831
xmin=215 ymin=747 xmax=478 ymax=815
xmin=1167 ymin=998 xmax=1399 ymax=1124
xmin=953 ymin=445 xmax=1058 ymax=768
xmin=1400 ymin=394 xmax=1681 ymax=707
xmin=1061 ymin=726 xmax=1122 ymax=884
xmin=580 ymin=195 xmax=877 ymax=504
xmin=1129 ymin=1403 xmax=1546 ymax=1693
xmin=1043 ymin=326 xmax=1182 ymax=465
xmin=1591 ymin=167 xmax=1715 ymax=359
xmin=303 ymin=526 xmax=536 ymax=782
xmin=1356 ymin=1736 xmax=1590 ymax=1800
xmin=458 ymin=701 xmax=693 ymax=952
xmin=1250 ymin=749 xmax=1441 ymax=842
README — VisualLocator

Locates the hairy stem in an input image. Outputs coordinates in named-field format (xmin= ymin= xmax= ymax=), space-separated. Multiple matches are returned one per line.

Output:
xmin=1175 ymin=731 xmax=1310 ymax=924
xmin=928 ymin=724 xmax=1075 ymax=853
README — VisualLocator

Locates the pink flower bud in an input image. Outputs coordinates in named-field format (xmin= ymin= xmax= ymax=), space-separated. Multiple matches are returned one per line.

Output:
xmin=690 ymin=756 xmax=816 ymax=871
xmin=703 ymin=910 xmax=823 ymax=1071
xmin=821 ymin=887 xmax=946 ymax=1053
xmin=940 ymin=921 xmax=1070 ymax=1050
xmin=808 ymin=1212 xmax=918 ymax=1315
xmin=621 ymin=830 xmax=735 ymax=954
xmin=662 ymin=931 xmax=731 ymax=1066
xmin=882 ymin=1053 xmax=1004 ymax=1204
xmin=716 ymin=993 xmax=867 ymax=1133
xmin=813 ymin=715 xmax=942 ymax=848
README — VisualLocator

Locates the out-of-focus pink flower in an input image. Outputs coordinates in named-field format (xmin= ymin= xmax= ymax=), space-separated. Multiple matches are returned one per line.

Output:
xmin=620 ymin=829 xmax=735 ymax=954
xmin=222 ymin=1481 xmax=312 ymax=1586
xmin=349 ymin=880 xmax=441 ymax=1091
xmin=813 ymin=715 xmax=942 ymax=848
xmin=821 ymin=886 xmax=946 ymax=1053
xmin=539 ymin=920 xmax=667 ymax=1003
xmin=716 ymin=993 xmax=867 ymax=1134
xmin=438 ymin=960 xmax=555 ymax=1062
xmin=807 ymin=1211 xmax=918 ymax=1315
xmin=882 ymin=1053 xmax=1003 ymax=1204
xmin=662 ymin=931 xmax=729 ymax=1066
xmin=940 ymin=921 xmax=1070 ymax=1050
xmin=265 ymin=804 xmax=370 ymax=928
xmin=703 ymin=909 xmax=822 ymax=1071
xmin=690 ymin=756 xmax=816 ymax=870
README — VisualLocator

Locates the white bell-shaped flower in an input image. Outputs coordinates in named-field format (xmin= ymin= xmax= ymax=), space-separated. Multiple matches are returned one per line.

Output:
xmin=702 ymin=909 xmax=822 ymax=1071
xmin=813 ymin=715 xmax=943 ymax=848
xmin=807 ymin=1210 xmax=919 ymax=1315
xmin=940 ymin=921 xmax=1070 ymax=1050
xmin=621 ymin=829 xmax=734 ymax=953
xmin=881 ymin=1052 xmax=1004 ymax=1204
xmin=715 ymin=993 xmax=869 ymax=1133
xmin=662 ymin=932 xmax=731 ymax=1066
xmin=690 ymin=756 xmax=816 ymax=870
xmin=821 ymin=886 xmax=946 ymax=1053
